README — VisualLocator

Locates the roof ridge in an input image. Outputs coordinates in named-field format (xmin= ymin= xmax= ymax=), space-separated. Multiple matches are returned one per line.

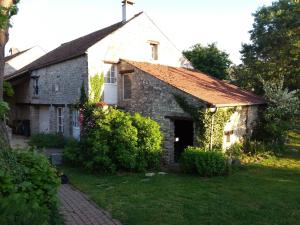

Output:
xmin=60 ymin=11 xmax=143 ymax=47
xmin=6 ymin=12 xmax=144 ymax=80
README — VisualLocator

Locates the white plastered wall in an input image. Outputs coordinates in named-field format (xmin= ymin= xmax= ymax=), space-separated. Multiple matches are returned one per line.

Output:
xmin=86 ymin=13 xmax=191 ymax=104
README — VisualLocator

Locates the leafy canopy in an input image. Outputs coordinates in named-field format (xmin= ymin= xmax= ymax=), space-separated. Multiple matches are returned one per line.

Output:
xmin=232 ymin=0 xmax=300 ymax=94
xmin=253 ymin=77 xmax=299 ymax=145
xmin=183 ymin=43 xmax=232 ymax=80
xmin=0 ymin=0 xmax=20 ymax=29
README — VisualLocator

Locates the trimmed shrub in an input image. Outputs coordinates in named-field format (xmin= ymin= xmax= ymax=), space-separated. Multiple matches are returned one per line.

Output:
xmin=29 ymin=133 xmax=66 ymax=148
xmin=181 ymin=146 xmax=229 ymax=177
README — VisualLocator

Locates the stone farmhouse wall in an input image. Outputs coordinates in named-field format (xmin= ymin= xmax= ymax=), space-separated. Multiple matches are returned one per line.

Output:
xmin=223 ymin=105 xmax=258 ymax=149
xmin=118 ymin=62 xmax=259 ymax=163
xmin=118 ymin=62 xmax=204 ymax=163
xmin=28 ymin=56 xmax=88 ymax=136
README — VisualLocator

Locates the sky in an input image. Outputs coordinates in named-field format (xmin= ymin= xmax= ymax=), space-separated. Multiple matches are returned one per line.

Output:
xmin=7 ymin=0 xmax=274 ymax=64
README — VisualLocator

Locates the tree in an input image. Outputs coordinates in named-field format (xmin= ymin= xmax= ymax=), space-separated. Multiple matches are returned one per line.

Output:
xmin=183 ymin=43 xmax=232 ymax=80
xmin=234 ymin=0 xmax=300 ymax=95
xmin=253 ymin=77 xmax=299 ymax=145
xmin=0 ymin=0 xmax=20 ymax=143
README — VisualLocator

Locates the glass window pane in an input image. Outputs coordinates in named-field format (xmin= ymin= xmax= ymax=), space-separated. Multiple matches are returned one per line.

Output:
xmin=123 ymin=75 xmax=131 ymax=99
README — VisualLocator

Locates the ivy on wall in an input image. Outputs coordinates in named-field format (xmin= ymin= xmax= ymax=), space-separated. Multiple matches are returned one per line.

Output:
xmin=174 ymin=94 xmax=235 ymax=150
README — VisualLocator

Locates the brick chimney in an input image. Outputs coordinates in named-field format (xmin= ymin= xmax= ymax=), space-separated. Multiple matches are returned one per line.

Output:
xmin=9 ymin=47 xmax=20 ymax=55
xmin=122 ymin=0 xmax=135 ymax=22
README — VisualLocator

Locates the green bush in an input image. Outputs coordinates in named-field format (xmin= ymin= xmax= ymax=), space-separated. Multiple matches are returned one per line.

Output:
xmin=132 ymin=113 xmax=163 ymax=171
xmin=16 ymin=150 xmax=60 ymax=208
xmin=0 ymin=146 xmax=60 ymax=225
xmin=29 ymin=133 xmax=66 ymax=148
xmin=84 ymin=108 xmax=138 ymax=173
xmin=181 ymin=146 xmax=229 ymax=177
xmin=0 ymin=194 xmax=50 ymax=225
xmin=65 ymin=106 xmax=163 ymax=173
xmin=226 ymin=142 xmax=244 ymax=158
xmin=63 ymin=138 xmax=82 ymax=165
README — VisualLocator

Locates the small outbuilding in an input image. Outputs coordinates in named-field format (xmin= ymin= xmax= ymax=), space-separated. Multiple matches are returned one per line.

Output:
xmin=118 ymin=60 xmax=265 ymax=164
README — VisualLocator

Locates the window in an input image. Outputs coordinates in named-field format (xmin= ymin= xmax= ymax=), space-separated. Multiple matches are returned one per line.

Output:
xmin=104 ymin=64 xmax=117 ymax=84
xmin=150 ymin=43 xmax=158 ymax=60
xmin=123 ymin=74 xmax=132 ymax=99
xmin=54 ymin=84 xmax=60 ymax=92
xmin=226 ymin=134 xmax=231 ymax=143
xmin=225 ymin=130 xmax=233 ymax=143
xmin=33 ymin=78 xmax=39 ymax=96
xmin=72 ymin=110 xmax=80 ymax=128
xmin=57 ymin=107 xmax=64 ymax=133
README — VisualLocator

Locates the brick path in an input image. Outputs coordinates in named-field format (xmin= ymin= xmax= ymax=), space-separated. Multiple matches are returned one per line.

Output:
xmin=59 ymin=184 xmax=122 ymax=225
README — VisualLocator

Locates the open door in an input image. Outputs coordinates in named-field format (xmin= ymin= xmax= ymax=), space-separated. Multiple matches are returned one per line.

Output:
xmin=174 ymin=120 xmax=194 ymax=163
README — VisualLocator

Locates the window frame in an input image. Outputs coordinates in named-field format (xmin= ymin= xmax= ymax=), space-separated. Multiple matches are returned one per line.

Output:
xmin=33 ymin=78 xmax=39 ymax=96
xmin=123 ymin=74 xmax=132 ymax=100
xmin=72 ymin=110 xmax=80 ymax=128
xmin=150 ymin=42 xmax=159 ymax=60
xmin=57 ymin=107 xmax=64 ymax=133
xmin=104 ymin=64 xmax=117 ymax=84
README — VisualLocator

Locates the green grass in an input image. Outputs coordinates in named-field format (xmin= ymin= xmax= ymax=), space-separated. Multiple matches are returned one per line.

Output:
xmin=287 ymin=130 xmax=300 ymax=151
xmin=62 ymin=152 xmax=300 ymax=225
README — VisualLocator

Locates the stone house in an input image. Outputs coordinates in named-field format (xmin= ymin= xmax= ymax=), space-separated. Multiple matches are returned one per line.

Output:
xmin=5 ymin=1 xmax=264 ymax=163
xmin=4 ymin=46 xmax=46 ymax=136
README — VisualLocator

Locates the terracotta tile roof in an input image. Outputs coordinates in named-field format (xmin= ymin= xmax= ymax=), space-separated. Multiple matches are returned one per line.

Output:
xmin=5 ymin=12 xmax=143 ymax=81
xmin=123 ymin=60 xmax=265 ymax=107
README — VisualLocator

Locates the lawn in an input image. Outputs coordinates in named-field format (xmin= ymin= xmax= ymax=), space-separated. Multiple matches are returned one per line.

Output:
xmin=287 ymin=121 xmax=300 ymax=151
xmin=62 ymin=150 xmax=300 ymax=225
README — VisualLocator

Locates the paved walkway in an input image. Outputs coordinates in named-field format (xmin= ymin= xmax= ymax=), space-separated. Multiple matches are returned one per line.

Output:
xmin=59 ymin=184 xmax=122 ymax=225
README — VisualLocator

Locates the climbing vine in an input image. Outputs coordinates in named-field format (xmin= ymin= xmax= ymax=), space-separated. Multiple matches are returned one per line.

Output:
xmin=174 ymin=94 xmax=235 ymax=150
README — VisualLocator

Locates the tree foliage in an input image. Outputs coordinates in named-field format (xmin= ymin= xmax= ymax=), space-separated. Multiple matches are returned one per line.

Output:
xmin=232 ymin=0 xmax=300 ymax=94
xmin=253 ymin=77 xmax=300 ymax=145
xmin=183 ymin=43 xmax=232 ymax=80
xmin=89 ymin=73 xmax=104 ymax=104
xmin=0 ymin=0 xmax=19 ymax=29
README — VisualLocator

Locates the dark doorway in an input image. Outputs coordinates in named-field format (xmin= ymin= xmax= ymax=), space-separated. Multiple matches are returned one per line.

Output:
xmin=174 ymin=119 xmax=194 ymax=163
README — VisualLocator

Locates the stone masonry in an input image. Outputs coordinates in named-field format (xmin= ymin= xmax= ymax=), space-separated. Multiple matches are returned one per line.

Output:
xmin=118 ymin=61 xmax=259 ymax=164
xmin=28 ymin=56 xmax=89 ymax=136
xmin=118 ymin=62 xmax=205 ymax=164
